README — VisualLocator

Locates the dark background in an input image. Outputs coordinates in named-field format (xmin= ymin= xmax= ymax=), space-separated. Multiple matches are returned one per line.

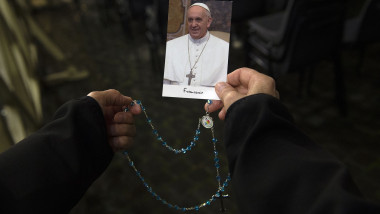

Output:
xmin=2 ymin=0 xmax=380 ymax=213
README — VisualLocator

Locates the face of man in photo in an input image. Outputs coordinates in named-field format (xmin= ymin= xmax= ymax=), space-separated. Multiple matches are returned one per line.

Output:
xmin=187 ymin=6 xmax=212 ymax=40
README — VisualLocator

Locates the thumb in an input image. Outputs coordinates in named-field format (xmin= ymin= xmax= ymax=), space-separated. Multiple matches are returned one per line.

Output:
xmin=215 ymin=82 xmax=244 ymax=111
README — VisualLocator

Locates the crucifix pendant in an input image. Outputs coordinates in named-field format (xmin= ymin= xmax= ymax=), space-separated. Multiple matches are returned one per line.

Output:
xmin=216 ymin=194 xmax=230 ymax=213
xmin=186 ymin=69 xmax=196 ymax=85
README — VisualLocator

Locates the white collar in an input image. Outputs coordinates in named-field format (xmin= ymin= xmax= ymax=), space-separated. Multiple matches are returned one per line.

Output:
xmin=189 ymin=31 xmax=210 ymax=44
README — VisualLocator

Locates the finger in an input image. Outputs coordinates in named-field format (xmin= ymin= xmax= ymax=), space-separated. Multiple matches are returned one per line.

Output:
xmin=204 ymin=100 xmax=223 ymax=113
xmin=107 ymin=123 xmax=136 ymax=137
xmin=109 ymin=136 xmax=134 ymax=151
xmin=215 ymin=82 xmax=245 ymax=110
xmin=129 ymin=103 xmax=142 ymax=115
xmin=218 ymin=108 xmax=227 ymax=120
xmin=227 ymin=67 xmax=256 ymax=88
xmin=103 ymin=89 xmax=133 ymax=107
xmin=113 ymin=111 xmax=135 ymax=124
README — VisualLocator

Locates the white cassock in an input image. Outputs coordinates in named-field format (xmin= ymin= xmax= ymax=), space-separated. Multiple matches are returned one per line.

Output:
xmin=164 ymin=31 xmax=229 ymax=87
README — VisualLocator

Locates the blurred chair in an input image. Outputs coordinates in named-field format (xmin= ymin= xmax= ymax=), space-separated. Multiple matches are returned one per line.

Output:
xmin=248 ymin=0 xmax=347 ymax=115
xmin=342 ymin=0 xmax=380 ymax=73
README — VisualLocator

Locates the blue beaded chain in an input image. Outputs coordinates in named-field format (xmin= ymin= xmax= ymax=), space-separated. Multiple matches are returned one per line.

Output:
xmin=123 ymin=100 xmax=231 ymax=212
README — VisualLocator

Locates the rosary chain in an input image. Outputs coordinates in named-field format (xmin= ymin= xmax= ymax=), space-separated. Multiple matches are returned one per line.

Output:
xmin=123 ymin=100 xmax=231 ymax=212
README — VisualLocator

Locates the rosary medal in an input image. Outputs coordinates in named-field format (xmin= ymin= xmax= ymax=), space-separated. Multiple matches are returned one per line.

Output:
xmin=201 ymin=115 xmax=213 ymax=129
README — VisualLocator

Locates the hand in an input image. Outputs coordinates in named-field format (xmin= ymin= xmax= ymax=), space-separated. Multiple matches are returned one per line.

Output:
xmin=88 ymin=89 xmax=141 ymax=152
xmin=205 ymin=67 xmax=279 ymax=120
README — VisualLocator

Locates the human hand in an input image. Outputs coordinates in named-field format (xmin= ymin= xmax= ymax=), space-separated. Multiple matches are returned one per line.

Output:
xmin=205 ymin=67 xmax=279 ymax=120
xmin=88 ymin=89 xmax=141 ymax=152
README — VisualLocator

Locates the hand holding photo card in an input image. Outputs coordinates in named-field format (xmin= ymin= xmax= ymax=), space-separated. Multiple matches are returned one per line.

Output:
xmin=163 ymin=0 xmax=233 ymax=100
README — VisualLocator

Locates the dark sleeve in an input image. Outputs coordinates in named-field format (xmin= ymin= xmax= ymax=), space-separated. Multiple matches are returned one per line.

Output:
xmin=0 ymin=96 xmax=114 ymax=214
xmin=224 ymin=94 xmax=380 ymax=214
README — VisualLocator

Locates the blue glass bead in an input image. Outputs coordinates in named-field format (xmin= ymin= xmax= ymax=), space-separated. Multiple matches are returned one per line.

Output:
xmin=182 ymin=208 xmax=186 ymax=212
xmin=147 ymin=118 xmax=152 ymax=123
xmin=136 ymin=100 xmax=141 ymax=105
xmin=207 ymin=100 xmax=212 ymax=104
xmin=153 ymin=129 xmax=158 ymax=135
xmin=216 ymin=175 xmax=221 ymax=181
xmin=141 ymin=106 xmax=146 ymax=111
xmin=214 ymin=158 xmax=219 ymax=162
xmin=162 ymin=142 xmax=167 ymax=146
xmin=215 ymin=163 xmax=220 ymax=168
xmin=181 ymin=148 xmax=186 ymax=153
xmin=186 ymin=146 xmax=191 ymax=150
xmin=194 ymin=136 xmax=199 ymax=141
xmin=124 ymin=107 xmax=129 ymax=112
xmin=190 ymin=142 xmax=195 ymax=147
xmin=195 ymin=206 xmax=199 ymax=211
xmin=175 ymin=205 xmax=180 ymax=210
xmin=156 ymin=195 xmax=161 ymax=200
xmin=130 ymin=101 xmax=135 ymax=106
xmin=196 ymin=129 xmax=201 ymax=134
xmin=206 ymin=201 xmax=211 ymax=205
xmin=212 ymin=138 xmax=217 ymax=143
xmin=129 ymin=161 xmax=134 ymax=167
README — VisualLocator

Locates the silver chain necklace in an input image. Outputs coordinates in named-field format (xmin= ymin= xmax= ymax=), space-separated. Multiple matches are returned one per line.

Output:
xmin=186 ymin=33 xmax=211 ymax=85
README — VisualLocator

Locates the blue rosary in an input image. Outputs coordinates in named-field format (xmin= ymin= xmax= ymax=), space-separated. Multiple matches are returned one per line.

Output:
xmin=124 ymin=100 xmax=231 ymax=212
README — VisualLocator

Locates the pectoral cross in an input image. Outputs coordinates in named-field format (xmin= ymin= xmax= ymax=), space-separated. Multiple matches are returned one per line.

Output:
xmin=186 ymin=69 xmax=195 ymax=85
xmin=216 ymin=194 xmax=230 ymax=213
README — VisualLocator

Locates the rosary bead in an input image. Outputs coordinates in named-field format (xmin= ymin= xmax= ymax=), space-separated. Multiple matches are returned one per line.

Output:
xmin=207 ymin=100 xmax=212 ymax=105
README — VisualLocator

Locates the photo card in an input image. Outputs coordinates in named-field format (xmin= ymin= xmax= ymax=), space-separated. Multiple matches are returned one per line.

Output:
xmin=162 ymin=0 xmax=233 ymax=100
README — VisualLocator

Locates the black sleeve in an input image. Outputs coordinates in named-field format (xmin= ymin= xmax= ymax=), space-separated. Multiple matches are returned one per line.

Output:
xmin=224 ymin=94 xmax=380 ymax=214
xmin=0 ymin=96 xmax=114 ymax=214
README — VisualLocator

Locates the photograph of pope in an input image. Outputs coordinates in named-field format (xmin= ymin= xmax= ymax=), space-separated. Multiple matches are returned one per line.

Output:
xmin=163 ymin=2 xmax=230 ymax=87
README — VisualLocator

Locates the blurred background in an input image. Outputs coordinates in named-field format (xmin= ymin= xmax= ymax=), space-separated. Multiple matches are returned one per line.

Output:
xmin=0 ymin=0 xmax=379 ymax=213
